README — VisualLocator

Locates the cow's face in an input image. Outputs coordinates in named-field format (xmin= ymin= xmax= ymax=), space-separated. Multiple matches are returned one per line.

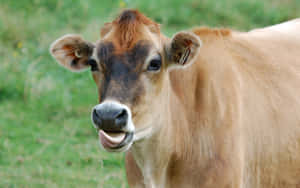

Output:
xmin=50 ymin=10 xmax=201 ymax=152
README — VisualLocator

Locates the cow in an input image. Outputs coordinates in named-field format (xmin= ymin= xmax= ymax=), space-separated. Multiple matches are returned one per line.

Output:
xmin=50 ymin=9 xmax=300 ymax=188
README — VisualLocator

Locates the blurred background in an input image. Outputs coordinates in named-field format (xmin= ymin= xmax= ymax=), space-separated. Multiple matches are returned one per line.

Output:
xmin=0 ymin=0 xmax=300 ymax=187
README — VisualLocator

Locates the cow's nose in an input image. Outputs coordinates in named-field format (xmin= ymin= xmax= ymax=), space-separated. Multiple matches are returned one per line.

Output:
xmin=92 ymin=105 xmax=128 ymax=132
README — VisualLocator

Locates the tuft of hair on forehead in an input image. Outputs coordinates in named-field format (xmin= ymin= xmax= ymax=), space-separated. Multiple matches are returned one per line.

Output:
xmin=101 ymin=9 xmax=160 ymax=49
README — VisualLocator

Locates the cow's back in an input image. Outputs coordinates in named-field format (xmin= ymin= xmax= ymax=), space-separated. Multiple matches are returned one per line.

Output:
xmin=249 ymin=18 xmax=300 ymax=40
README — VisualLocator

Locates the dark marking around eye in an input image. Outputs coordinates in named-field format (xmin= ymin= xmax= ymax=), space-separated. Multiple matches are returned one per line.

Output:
xmin=129 ymin=41 xmax=151 ymax=63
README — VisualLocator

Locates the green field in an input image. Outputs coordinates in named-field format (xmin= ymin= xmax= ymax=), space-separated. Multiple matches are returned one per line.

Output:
xmin=1 ymin=0 xmax=300 ymax=187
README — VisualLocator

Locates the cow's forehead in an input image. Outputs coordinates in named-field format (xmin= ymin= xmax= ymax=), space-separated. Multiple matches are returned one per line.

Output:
xmin=96 ymin=40 xmax=152 ymax=67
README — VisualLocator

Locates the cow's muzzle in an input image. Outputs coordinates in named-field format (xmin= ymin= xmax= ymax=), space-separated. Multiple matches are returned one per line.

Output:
xmin=92 ymin=101 xmax=134 ymax=152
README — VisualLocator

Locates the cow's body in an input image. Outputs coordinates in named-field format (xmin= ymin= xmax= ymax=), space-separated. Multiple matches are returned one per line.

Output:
xmin=126 ymin=20 xmax=300 ymax=188
xmin=50 ymin=10 xmax=300 ymax=188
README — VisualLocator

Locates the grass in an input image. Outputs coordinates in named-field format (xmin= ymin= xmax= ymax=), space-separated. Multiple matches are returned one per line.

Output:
xmin=0 ymin=0 xmax=300 ymax=187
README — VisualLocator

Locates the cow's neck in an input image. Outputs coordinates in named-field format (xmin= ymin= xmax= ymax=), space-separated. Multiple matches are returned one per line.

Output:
xmin=130 ymin=74 xmax=191 ymax=187
xmin=130 ymin=132 xmax=171 ymax=187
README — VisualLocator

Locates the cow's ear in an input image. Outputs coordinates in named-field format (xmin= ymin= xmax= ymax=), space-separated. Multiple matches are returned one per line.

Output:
xmin=50 ymin=34 xmax=95 ymax=71
xmin=166 ymin=31 xmax=202 ymax=69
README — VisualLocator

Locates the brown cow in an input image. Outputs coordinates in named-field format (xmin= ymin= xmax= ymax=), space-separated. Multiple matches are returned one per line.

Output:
xmin=50 ymin=10 xmax=300 ymax=188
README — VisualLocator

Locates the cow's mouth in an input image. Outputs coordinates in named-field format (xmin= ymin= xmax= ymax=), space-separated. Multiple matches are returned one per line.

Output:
xmin=98 ymin=130 xmax=134 ymax=152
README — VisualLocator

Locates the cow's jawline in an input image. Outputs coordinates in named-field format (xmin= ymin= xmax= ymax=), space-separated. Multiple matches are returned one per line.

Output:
xmin=133 ymin=125 xmax=154 ymax=142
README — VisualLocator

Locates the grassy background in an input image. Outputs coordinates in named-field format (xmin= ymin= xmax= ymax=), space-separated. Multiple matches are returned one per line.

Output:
xmin=1 ymin=0 xmax=300 ymax=187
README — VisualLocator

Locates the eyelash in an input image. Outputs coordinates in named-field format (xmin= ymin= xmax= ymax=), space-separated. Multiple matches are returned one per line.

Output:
xmin=147 ymin=55 xmax=162 ymax=72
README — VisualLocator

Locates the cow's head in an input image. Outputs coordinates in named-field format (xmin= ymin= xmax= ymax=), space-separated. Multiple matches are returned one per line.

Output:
xmin=50 ymin=10 xmax=201 ymax=152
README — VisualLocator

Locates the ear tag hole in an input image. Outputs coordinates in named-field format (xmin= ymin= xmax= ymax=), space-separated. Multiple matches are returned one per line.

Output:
xmin=179 ymin=48 xmax=191 ymax=65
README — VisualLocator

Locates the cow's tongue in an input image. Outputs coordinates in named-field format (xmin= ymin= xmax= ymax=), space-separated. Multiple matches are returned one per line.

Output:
xmin=99 ymin=130 xmax=126 ymax=148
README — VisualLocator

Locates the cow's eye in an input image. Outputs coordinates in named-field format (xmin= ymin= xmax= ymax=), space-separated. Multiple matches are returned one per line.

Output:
xmin=147 ymin=56 xmax=161 ymax=71
xmin=87 ymin=59 xmax=99 ymax=71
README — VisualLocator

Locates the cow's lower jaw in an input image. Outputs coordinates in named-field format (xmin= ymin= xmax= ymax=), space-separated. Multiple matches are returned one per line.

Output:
xmin=133 ymin=125 xmax=154 ymax=142
xmin=99 ymin=130 xmax=134 ymax=152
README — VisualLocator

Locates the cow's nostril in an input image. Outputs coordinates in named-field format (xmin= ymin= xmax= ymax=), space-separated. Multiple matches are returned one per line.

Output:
xmin=116 ymin=109 xmax=127 ymax=119
xmin=93 ymin=109 xmax=99 ymax=118
xmin=92 ymin=108 xmax=102 ymax=127
xmin=115 ymin=109 xmax=128 ymax=126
